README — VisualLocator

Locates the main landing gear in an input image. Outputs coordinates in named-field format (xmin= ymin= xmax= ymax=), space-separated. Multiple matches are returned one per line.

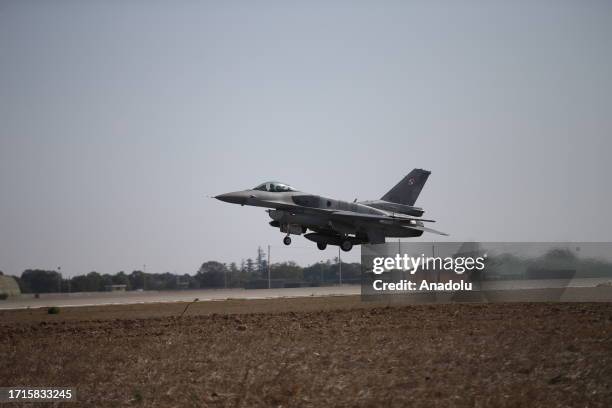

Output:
xmin=340 ymin=239 xmax=353 ymax=252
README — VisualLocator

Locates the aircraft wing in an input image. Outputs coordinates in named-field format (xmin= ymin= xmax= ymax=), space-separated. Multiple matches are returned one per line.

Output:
xmin=268 ymin=202 xmax=447 ymax=233
xmin=324 ymin=210 xmax=435 ymax=224
xmin=262 ymin=199 xmax=437 ymax=223
xmin=325 ymin=210 xmax=449 ymax=237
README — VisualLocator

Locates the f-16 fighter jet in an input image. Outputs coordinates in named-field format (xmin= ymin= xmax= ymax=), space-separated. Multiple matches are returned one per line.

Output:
xmin=215 ymin=169 xmax=447 ymax=252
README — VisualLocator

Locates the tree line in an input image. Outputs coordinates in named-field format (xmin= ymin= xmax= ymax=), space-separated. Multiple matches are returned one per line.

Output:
xmin=7 ymin=247 xmax=361 ymax=294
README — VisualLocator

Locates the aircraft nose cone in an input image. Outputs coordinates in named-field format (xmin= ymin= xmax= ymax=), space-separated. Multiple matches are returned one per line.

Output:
xmin=215 ymin=192 xmax=246 ymax=205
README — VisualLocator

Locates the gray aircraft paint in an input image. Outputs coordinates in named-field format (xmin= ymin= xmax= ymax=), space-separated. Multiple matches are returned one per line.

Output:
xmin=215 ymin=170 xmax=447 ymax=251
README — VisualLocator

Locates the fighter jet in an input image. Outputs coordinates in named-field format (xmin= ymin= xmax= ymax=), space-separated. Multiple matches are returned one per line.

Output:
xmin=215 ymin=169 xmax=447 ymax=252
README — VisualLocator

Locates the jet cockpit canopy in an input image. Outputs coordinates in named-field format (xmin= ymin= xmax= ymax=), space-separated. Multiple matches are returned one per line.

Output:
xmin=253 ymin=181 xmax=297 ymax=193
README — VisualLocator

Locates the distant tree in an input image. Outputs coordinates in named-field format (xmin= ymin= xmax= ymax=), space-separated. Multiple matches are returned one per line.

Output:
xmin=543 ymin=248 xmax=576 ymax=261
xmin=60 ymin=277 xmax=72 ymax=292
xmin=86 ymin=271 xmax=104 ymax=291
xmin=70 ymin=273 xmax=98 ymax=292
xmin=101 ymin=274 xmax=114 ymax=289
xmin=186 ymin=273 xmax=199 ymax=289
xmin=222 ymin=263 xmax=228 ymax=288
xmin=129 ymin=270 xmax=146 ymax=290
xmin=20 ymin=269 xmax=61 ymax=293
xmin=196 ymin=261 xmax=227 ymax=288
xmin=112 ymin=271 xmax=130 ymax=288
xmin=270 ymin=261 xmax=303 ymax=281
xmin=163 ymin=272 xmax=179 ymax=290
xmin=327 ymin=261 xmax=361 ymax=283
xmin=14 ymin=256 xmax=361 ymax=294
xmin=70 ymin=275 xmax=88 ymax=292
xmin=340 ymin=262 xmax=361 ymax=282
xmin=228 ymin=262 xmax=240 ymax=287
xmin=301 ymin=260 xmax=361 ymax=283
xmin=303 ymin=262 xmax=328 ymax=283
xmin=256 ymin=247 xmax=266 ymax=277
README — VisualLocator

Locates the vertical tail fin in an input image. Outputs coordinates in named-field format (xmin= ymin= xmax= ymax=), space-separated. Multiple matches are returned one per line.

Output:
xmin=381 ymin=169 xmax=431 ymax=206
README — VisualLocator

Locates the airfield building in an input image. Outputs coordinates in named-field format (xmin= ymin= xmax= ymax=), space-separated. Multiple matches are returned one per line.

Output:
xmin=0 ymin=275 xmax=21 ymax=298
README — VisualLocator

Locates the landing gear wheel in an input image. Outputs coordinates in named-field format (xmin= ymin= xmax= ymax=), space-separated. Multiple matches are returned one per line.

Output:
xmin=317 ymin=242 xmax=327 ymax=250
xmin=283 ymin=236 xmax=292 ymax=246
xmin=340 ymin=240 xmax=353 ymax=252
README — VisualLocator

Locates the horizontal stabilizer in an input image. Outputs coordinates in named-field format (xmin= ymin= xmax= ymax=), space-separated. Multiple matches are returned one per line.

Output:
xmin=404 ymin=224 xmax=449 ymax=236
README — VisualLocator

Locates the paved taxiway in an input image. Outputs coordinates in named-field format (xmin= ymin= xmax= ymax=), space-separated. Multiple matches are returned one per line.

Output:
xmin=0 ymin=285 xmax=361 ymax=310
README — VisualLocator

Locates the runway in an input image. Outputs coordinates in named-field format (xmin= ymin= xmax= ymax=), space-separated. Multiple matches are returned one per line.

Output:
xmin=0 ymin=285 xmax=361 ymax=310
xmin=2 ymin=278 xmax=610 ymax=310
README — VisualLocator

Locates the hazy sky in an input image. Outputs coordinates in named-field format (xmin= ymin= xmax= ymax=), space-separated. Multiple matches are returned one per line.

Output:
xmin=1 ymin=1 xmax=611 ymax=277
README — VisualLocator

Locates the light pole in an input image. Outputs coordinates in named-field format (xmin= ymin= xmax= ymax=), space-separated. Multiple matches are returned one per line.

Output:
xmin=338 ymin=247 xmax=342 ymax=285
xmin=267 ymin=245 xmax=271 ymax=289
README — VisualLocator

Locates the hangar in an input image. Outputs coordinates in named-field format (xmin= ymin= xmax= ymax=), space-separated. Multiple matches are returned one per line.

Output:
xmin=0 ymin=275 xmax=21 ymax=298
